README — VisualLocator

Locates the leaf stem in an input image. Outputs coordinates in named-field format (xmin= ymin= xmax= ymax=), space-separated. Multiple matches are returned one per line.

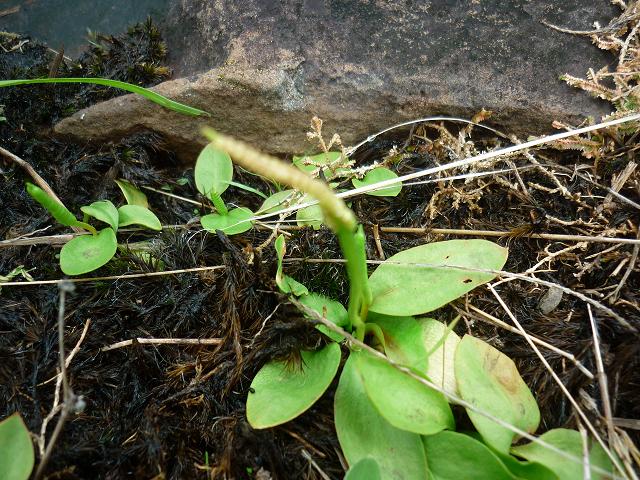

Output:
xmin=209 ymin=192 xmax=229 ymax=215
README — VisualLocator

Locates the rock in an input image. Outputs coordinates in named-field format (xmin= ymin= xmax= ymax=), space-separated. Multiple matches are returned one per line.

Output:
xmin=54 ymin=0 xmax=618 ymax=161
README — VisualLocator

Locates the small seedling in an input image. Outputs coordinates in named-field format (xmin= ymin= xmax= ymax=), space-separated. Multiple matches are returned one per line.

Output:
xmin=287 ymin=152 xmax=403 ymax=228
xmin=194 ymin=144 xmax=254 ymax=235
xmin=0 ymin=413 xmax=34 ymax=480
xmin=26 ymin=180 xmax=161 ymax=275
xmin=204 ymin=131 xmax=614 ymax=480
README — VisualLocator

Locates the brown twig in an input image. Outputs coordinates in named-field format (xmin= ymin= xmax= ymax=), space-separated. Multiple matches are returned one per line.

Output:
xmin=101 ymin=337 xmax=222 ymax=352
xmin=0 ymin=146 xmax=83 ymax=233
xmin=379 ymin=227 xmax=640 ymax=245
xmin=0 ymin=265 xmax=226 ymax=287
xmin=607 ymin=230 xmax=640 ymax=302
xmin=454 ymin=303 xmax=593 ymax=378
xmin=35 ymin=281 xmax=83 ymax=480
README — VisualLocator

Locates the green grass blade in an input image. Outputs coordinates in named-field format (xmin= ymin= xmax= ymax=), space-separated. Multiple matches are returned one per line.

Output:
xmin=0 ymin=78 xmax=209 ymax=117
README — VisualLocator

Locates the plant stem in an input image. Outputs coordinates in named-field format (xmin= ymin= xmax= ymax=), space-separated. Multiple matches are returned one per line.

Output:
xmin=34 ymin=280 xmax=76 ymax=480
xmin=209 ymin=192 xmax=228 ymax=215
xmin=337 ymin=225 xmax=371 ymax=339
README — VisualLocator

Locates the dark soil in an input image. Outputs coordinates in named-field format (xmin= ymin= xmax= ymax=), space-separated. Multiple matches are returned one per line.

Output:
xmin=1 ymin=20 xmax=639 ymax=480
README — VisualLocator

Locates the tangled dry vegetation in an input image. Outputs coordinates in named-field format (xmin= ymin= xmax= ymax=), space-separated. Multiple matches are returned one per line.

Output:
xmin=0 ymin=2 xmax=639 ymax=479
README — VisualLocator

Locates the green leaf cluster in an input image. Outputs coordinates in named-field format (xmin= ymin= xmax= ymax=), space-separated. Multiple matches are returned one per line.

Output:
xmin=26 ymin=179 xmax=161 ymax=275
xmin=246 ymin=234 xmax=614 ymax=479
xmin=254 ymin=152 xmax=404 ymax=230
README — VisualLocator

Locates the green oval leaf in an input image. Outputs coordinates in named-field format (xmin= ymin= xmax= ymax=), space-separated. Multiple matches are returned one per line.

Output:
xmin=201 ymin=207 xmax=254 ymax=235
xmin=299 ymin=292 xmax=348 ymax=342
xmin=115 ymin=179 xmax=149 ymax=208
xmin=60 ymin=228 xmax=118 ymax=275
xmin=81 ymin=200 xmax=119 ymax=232
xmin=26 ymin=182 xmax=79 ymax=228
xmin=274 ymin=235 xmax=309 ymax=295
xmin=0 ymin=77 xmax=208 ymax=116
xmin=246 ymin=342 xmax=341 ymax=428
xmin=117 ymin=205 xmax=162 ymax=231
xmin=422 ymin=431 xmax=517 ymax=480
xmin=335 ymin=353 xmax=428 ymax=480
xmin=296 ymin=201 xmax=324 ymax=230
xmin=421 ymin=318 xmax=461 ymax=397
xmin=293 ymin=151 xmax=342 ymax=174
xmin=511 ymin=429 xmax=612 ymax=480
xmin=257 ymin=189 xmax=297 ymax=214
xmin=368 ymin=240 xmax=508 ymax=316
xmin=356 ymin=351 xmax=454 ymax=435
xmin=352 ymin=167 xmax=402 ymax=197
xmin=345 ymin=458 xmax=381 ymax=480
xmin=367 ymin=312 xmax=429 ymax=371
xmin=195 ymin=144 xmax=233 ymax=199
xmin=0 ymin=413 xmax=34 ymax=480
xmin=455 ymin=335 xmax=540 ymax=453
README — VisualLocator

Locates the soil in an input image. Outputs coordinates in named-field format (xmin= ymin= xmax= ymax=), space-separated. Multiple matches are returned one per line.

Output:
xmin=1 ymin=18 xmax=639 ymax=480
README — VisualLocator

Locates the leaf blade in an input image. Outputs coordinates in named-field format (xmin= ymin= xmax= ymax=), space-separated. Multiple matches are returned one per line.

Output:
xmin=335 ymin=352 xmax=429 ymax=480
xmin=117 ymin=205 xmax=162 ymax=231
xmin=0 ymin=78 xmax=208 ymax=116
xmin=352 ymin=167 xmax=402 ymax=197
xmin=511 ymin=429 xmax=612 ymax=480
xmin=455 ymin=335 xmax=540 ymax=453
xmin=26 ymin=182 xmax=79 ymax=228
xmin=422 ymin=431 xmax=517 ymax=480
xmin=194 ymin=144 xmax=234 ymax=199
xmin=60 ymin=228 xmax=118 ymax=275
xmin=200 ymin=207 xmax=254 ymax=235
xmin=246 ymin=343 xmax=341 ymax=428
xmin=368 ymin=240 xmax=508 ymax=316
xmin=115 ymin=179 xmax=149 ymax=208
xmin=0 ymin=413 xmax=35 ymax=480
xmin=299 ymin=292 xmax=348 ymax=342
xmin=356 ymin=352 xmax=455 ymax=435
xmin=81 ymin=200 xmax=119 ymax=232
xmin=345 ymin=458 xmax=381 ymax=480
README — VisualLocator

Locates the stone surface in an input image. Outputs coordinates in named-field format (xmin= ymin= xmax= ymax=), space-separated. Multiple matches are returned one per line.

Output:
xmin=54 ymin=0 xmax=618 ymax=161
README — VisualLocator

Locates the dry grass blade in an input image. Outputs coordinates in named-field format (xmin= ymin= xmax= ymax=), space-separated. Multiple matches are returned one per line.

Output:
xmin=454 ymin=303 xmax=594 ymax=378
xmin=101 ymin=337 xmax=222 ymax=352
xmin=0 ymin=265 xmax=225 ymax=287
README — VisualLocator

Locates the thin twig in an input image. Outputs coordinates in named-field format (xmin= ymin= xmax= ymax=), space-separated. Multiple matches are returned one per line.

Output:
xmin=101 ymin=337 xmax=222 ymax=352
xmin=587 ymin=306 xmax=620 ymax=464
xmin=488 ymin=285 xmax=625 ymax=476
xmin=37 ymin=319 xmax=90 ymax=452
xmin=0 ymin=146 xmax=82 ymax=234
xmin=608 ymin=230 xmax=640 ymax=302
xmin=300 ymin=449 xmax=331 ymax=480
xmin=579 ymin=422 xmax=592 ymax=480
xmin=0 ymin=265 xmax=225 ymax=287
xmin=454 ymin=303 xmax=593 ymax=378
xmin=35 ymin=281 xmax=78 ymax=480
xmin=141 ymin=185 xmax=203 ymax=206
xmin=380 ymin=227 xmax=640 ymax=245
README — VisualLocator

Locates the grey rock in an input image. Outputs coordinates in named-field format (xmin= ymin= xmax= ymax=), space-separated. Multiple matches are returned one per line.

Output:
xmin=55 ymin=0 xmax=618 ymax=161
